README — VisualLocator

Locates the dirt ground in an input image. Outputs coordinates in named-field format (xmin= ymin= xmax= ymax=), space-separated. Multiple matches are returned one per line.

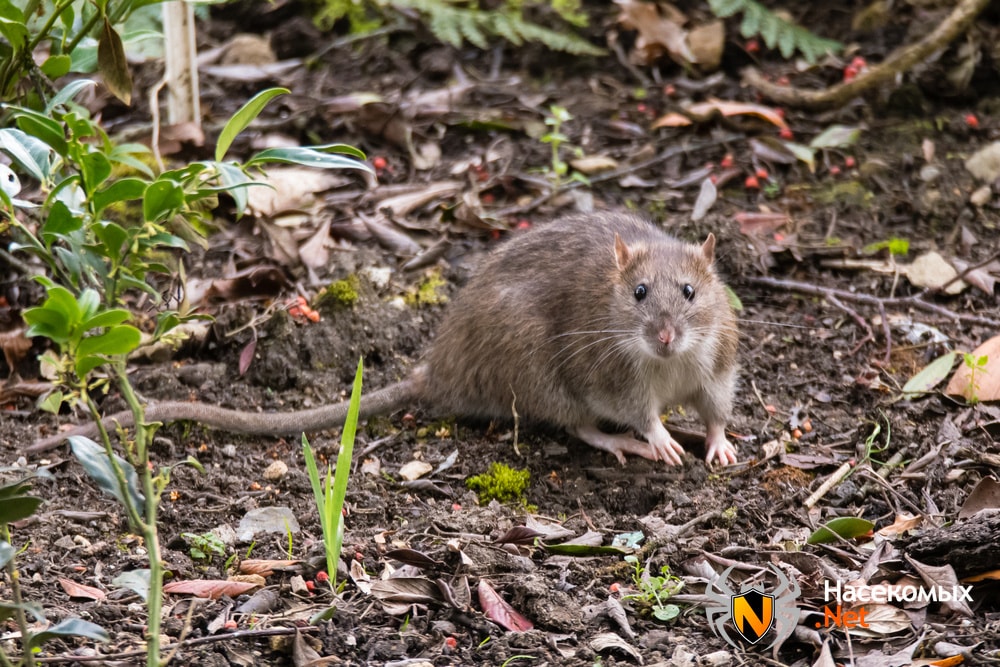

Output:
xmin=2 ymin=2 xmax=1000 ymax=665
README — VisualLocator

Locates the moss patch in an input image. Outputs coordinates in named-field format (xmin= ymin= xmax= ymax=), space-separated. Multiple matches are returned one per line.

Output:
xmin=466 ymin=462 xmax=530 ymax=504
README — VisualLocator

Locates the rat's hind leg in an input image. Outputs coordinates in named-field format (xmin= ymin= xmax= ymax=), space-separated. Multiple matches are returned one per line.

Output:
xmin=570 ymin=423 xmax=682 ymax=466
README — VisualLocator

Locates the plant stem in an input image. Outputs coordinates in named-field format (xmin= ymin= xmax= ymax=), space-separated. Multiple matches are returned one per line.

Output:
xmin=1 ymin=523 xmax=30 ymax=667
xmin=115 ymin=369 xmax=165 ymax=667
xmin=27 ymin=0 xmax=76 ymax=52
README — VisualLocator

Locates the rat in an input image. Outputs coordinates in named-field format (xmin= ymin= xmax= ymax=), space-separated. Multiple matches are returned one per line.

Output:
xmin=29 ymin=212 xmax=740 ymax=465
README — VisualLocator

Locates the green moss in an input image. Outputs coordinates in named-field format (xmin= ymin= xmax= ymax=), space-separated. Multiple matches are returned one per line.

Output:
xmin=466 ymin=462 xmax=530 ymax=504
xmin=324 ymin=275 xmax=361 ymax=307
xmin=404 ymin=271 xmax=449 ymax=306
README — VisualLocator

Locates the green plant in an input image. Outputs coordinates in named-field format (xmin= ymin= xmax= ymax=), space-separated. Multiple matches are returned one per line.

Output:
xmin=316 ymin=0 xmax=603 ymax=55
xmin=466 ymin=462 xmax=530 ymax=504
xmin=181 ymin=532 xmax=226 ymax=563
xmin=2 ymin=85 xmax=371 ymax=667
xmin=539 ymin=105 xmax=588 ymax=188
xmin=961 ymin=352 xmax=989 ymax=405
xmin=707 ymin=0 xmax=841 ymax=64
xmin=303 ymin=357 xmax=364 ymax=595
xmin=0 ymin=0 xmax=165 ymax=103
xmin=0 ymin=475 xmax=109 ymax=666
xmin=622 ymin=555 xmax=683 ymax=622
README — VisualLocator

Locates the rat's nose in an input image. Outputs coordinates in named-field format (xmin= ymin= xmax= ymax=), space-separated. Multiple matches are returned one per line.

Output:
xmin=658 ymin=324 xmax=675 ymax=345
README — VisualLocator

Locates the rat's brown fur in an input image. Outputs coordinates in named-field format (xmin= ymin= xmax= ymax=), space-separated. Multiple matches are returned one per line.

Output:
xmin=30 ymin=212 xmax=739 ymax=464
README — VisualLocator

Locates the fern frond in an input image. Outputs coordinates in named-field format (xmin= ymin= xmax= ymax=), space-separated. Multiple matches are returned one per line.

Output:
xmin=707 ymin=0 xmax=841 ymax=64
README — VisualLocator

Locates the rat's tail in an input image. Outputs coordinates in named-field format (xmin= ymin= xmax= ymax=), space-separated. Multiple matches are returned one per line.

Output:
xmin=26 ymin=375 xmax=420 ymax=455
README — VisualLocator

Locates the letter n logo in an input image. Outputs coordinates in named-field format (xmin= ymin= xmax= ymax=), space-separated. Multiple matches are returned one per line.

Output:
xmin=731 ymin=588 xmax=774 ymax=644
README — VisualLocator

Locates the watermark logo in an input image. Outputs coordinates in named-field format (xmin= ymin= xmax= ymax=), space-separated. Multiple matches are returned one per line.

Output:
xmin=706 ymin=565 xmax=800 ymax=649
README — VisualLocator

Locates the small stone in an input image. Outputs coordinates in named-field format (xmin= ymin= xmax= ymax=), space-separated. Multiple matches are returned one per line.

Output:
xmin=970 ymin=185 xmax=992 ymax=207
xmin=263 ymin=460 xmax=288 ymax=481
xmin=965 ymin=141 xmax=1000 ymax=181
xmin=221 ymin=444 xmax=238 ymax=458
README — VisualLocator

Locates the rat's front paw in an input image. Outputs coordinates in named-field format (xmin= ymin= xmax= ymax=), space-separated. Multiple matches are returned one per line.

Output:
xmin=646 ymin=426 xmax=685 ymax=466
xmin=704 ymin=425 xmax=737 ymax=466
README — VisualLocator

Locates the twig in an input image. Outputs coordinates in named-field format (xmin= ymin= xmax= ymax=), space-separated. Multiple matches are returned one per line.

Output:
xmin=493 ymin=133 xmax=743 ymax=219
xmin=804 ymin=460 xmax=853 ymax=509
xmin=746 ymin=275 xmax=1000 ymax=328
xmin=742 ymin=0 xmax=991 ymax=110
xmin=824 ymin=293 xmax=877 ymax=358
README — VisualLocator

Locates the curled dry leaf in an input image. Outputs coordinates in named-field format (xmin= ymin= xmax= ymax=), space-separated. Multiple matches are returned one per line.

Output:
xmin=398 ymin=460 xmax=433 ymax=481
xmin=652 ymin=100 xmax=788 ymax=129
xmin=958 ymin=476 xmax=1000 ymax=519
xmin=876 ymin=513 xmax=922 ymax=537
xmin=945 ymin=334 xmax=1000 ymax=403
xmin=905 ymin=251 xmax=966 ymax=294
xmin=246 ymin=167 xmax=349 ymax=217
xmin=477 ymin=579 xmax=533 ymax=632
xmin=569 ymin=155 xmax=619 ymax=175
xmin=238 ymin=559 xmax=302 ymax=576
xmin=614 ymin=0 xmax=693 ymax=66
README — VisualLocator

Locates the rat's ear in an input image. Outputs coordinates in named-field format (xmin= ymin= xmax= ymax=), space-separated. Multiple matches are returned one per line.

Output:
xmin=701 ymin=233 xmax=716 ymax=263
xmin=614 ymin=233 xmax=632 ymax=270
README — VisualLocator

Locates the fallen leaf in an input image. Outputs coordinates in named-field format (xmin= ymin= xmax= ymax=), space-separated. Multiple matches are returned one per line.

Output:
xmin=876 ymin=513 xmax=922 ymax=537
xmin=615 ymin=0 xmax=693 ymax=66
xmin=238 ymin=559 xmax=302 ymax=576
xmin=957 ymin=475 xmax=1000 ymax=519
xmin=809 ymin=125 xmax=862 ymax=149
xmin=0 ymin=328 xmax=33 ymax=372
xmin=59 ymin=578 xmax=106 ymax=601
xmin=691 ymin=178 xmax=716 ymax=221
xmin=477 ymin=579 xmax=533 ymax=632
xmin=652 ymin=100 xmax=788 ymax=129
xmin=163 ymin=579 xmax=259 ymax=599
xmin=945 ymin=335 xmax=1000 ymax=403
xmin=398 ymin=460 xmax=433 ymax=481
xmin=734 ymin=211 xmax=791 ymax=235
xmin=687 ymin=19 xmax=724 ymax=70
xmin=902 ymin=351 xmax=957 ymax=399
xmin=569 ymin=155 xmax=619 ymax=175
xmin=904 ymin=251 xmax=966 ymax=294
xmin=246 ymin=167 xmax=349 ymax=217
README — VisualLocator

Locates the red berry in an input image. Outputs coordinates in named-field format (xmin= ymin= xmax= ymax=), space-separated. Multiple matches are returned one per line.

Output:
xmin=636 ymin=103 xmax=647 ymax=113
xmin=829 ymin=165 xmax=841 ymax=175
xmin=744 ymin=175 xmax=760 ymax=189
xmin=305 ymin=580 xmax=315 ymax=591
xmin=372 ymin=156 xmax=387 ymax=170
xmin=709 ymin=175 xmax=718 ymax=185
xmin=315 ymin=571 xmax=329 ymax=582
xmin=843 ymin=66 xmax=858 ymax=82
xmin=844 ymin=156 xmax=856 ymax=168
xmin=515 ymin=219 xmax=531 ymax=230
xmin=490 ymin=229 xmax=501 ymax=241
xmin=779 ymin=127 xmax=794 ymax=140
xmin=223 ymin=620 xmax=238 ymax=630
xmin=720 ymin=154 xmax=734 ymax=169
xmin=452 ymin=503 xmax=462 ymax=511
xmin=481 ymin=192 xmax=495 ymax=204
xmin=745 ymin=39 xmax=760 ymax=53
xmin=965 ymin=113 xmax=979 ymax=128
xmin=755 ymin=167 xmax=769 ymax=179
xmin=445 ymin=637 xmax=458 ymax=649
xmin=850 ymin=56 xmax=867 ymax=69
xmin=663 ymin=84 xmax=676 ymax=96
xmin=609 ymin=582 xmax=621 ymax=593
xmin=777 ymin=76 xmax=790 ymax=86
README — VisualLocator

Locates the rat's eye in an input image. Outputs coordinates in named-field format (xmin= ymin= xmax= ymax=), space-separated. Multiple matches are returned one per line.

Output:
xmin=682 ymin=284 xmax=695 ymax=301
xmin=634 ymin=284 xmax=647 ymax=302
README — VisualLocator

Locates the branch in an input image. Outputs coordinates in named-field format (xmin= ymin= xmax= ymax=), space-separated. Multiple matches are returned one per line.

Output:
xmin=742 ymin=0 xmax=992 ymax=110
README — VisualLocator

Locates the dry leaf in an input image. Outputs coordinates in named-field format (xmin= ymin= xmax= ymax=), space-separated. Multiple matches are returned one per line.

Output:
xmin=569 ymin=155 xmax=619 ymax=174
xmin=687 ymin=19 xmax=724 ymax=70
xmin=239 ymin=559 xmax=302 ymax=576
xmin=904 ymin=251 xmax=966 ymax=294
xmin=398 ymin=460 xmax=433 ymax=481
xmin=876 ymin=513 xmax=922 ymax=537
xmin=163 ymin=579 xmax=260 ymax=599
xmin=246 ymin=167 xmax=348 ymax=216
xmin=652 ymin=100 xmax=789 ymax=129
xmin=477 ymin=579 xmax=533 ymax=632
xmin=957 ymin=476 xmax=1000 ymax=518
xmin=945 ymin=334 xmax=1000 ymax=403
xmin=614 ymin=0 xmax=693 ymax=66
xmin=59 ymin=577 xmax=106 ymax=601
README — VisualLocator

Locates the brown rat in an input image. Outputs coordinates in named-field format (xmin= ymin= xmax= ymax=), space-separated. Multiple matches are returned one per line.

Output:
xmin=29 ymin=212 xmax=739 ymax=465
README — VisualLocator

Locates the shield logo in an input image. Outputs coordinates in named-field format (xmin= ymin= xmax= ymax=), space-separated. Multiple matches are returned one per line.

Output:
xmin=731 ymin=588 xmax=775 ymax=644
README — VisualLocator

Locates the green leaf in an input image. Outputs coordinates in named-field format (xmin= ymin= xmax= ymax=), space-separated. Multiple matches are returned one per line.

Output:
xmin=47 ymin=79 xmax=98 ymax=112
xmin=77 ymin=325 xmax=142 ymax=358
xmin=0 ymin=2 xmax=28 ymax=50
xmin=902 ymin=351 xmax=958 ymax=399
xmin=38 ymin=390 xmax=64 ymax=414
xmin=810 ymin=125 xmax=861 ymax=149
xmin=0 ymin=541 xmax=15 ymax=569
xmin=216 ymin=87 xmax=289 ymax=162
xmin=28 ymin=618 xmax=110 ymax=650
xmin=652 ymin=604 xmax=680 ymax=622
xmin=69 ymin=436 xmax=145 ymax=510
xmin=246 ymin=147 xmax=374 ymax=173
xmin=0 ymin=127 xmax=52 ymax=182
xmin=781 ymin=141 xmax=816 ymax=173
xmin=41 ymin=54 xmax=72 ymax=79
xmin=112 ymin=569 xmax=150 ymax=601
xmin=543 ymin=543 xmax=629 ymax=556
xmin=40 ymin=200 xmax=82 ymax=246
xmin=93 ymin=177 xmax=148 ymax=213
xmin=79 ymin=151 xmax=113 ymax=194
xmin=143 ymin=178 xmax=184 ymax=222
xmin=14 ymin=109 xmax=68 ymax=157
xmin=82 ymin=308 xmax=131 ymax=331
xmin=0 ymin=600 xmax=44 ymax=623
xmin=215 ymin=162 xmax=252 ymax=216
xmin=0 ymin=496 xmax=43 ymax=524
xmin=93 ymin=221 xmax=129 ymax=262
xmin=328 ymin=357 xmax=363 ymax=588
xmin=97 ymin=17 xmax=132 ymax=105
xmin=807 ymin=517 xmax=874 ymax=545
xmin=312 ymin=143 xmax=367 ymax=160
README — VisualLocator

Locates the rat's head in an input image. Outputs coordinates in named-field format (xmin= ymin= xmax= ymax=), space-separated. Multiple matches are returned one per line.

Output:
xmin=612 ymin=232 xmax=730 ymax=362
